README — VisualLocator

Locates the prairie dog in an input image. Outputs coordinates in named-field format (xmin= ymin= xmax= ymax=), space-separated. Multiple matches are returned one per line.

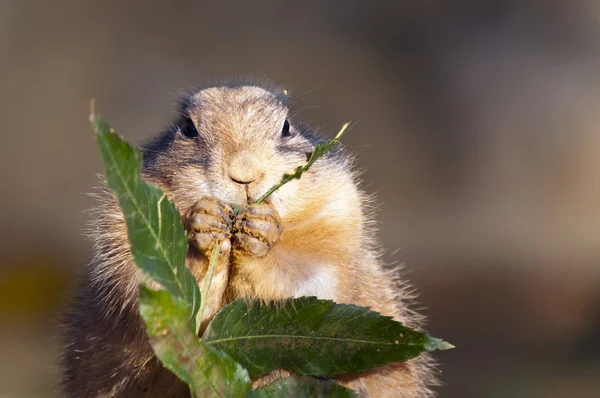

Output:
xmin=61 ymin=85 xmax=437 ymax=397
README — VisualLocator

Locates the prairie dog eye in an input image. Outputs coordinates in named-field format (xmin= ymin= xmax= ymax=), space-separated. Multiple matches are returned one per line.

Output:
xmin=180 ymin=117 xmax=198 ymax=139
xmin=281 ymin=119 xmax=292 ymax=138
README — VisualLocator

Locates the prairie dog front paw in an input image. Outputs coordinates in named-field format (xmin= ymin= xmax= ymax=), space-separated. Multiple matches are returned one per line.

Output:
xmin=185 ymin=197 xmax=233 ymax=256
xmin=232 ymin=203 xmax=282 ymax=257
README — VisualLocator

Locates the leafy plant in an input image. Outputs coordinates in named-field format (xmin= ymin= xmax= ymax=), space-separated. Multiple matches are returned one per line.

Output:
xmin=92 ymin=110 xmax=200 ymax=331
xmin=139 ymin=286 xmax=252 ymax=396
xmin=203 ymin=297 xmax=450 ymax=379
xmin=90 ymin=105 xmax=453 ymax=397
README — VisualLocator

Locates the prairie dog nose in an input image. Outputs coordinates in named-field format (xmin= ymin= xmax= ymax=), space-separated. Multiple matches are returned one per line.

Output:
xmin=228 ymin=152 xmax=264 ymax=184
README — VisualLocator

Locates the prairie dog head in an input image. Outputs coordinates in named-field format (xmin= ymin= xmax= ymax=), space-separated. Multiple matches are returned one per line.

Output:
xmin=142 ymin=85 xmax=346 ymax=218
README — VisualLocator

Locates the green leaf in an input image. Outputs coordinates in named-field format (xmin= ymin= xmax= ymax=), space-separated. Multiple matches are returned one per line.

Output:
xmin=91 ymin=110 xmax=201 ymax=330
xmin=139 ymin=286 xmax=251 ymax=398
xmin=204 ymin=297 xmax=453 ymax=378
xmin=255 ymin=122 xmax=350 ymax=203
xmin=248 ymin=376 xmax=356 ymax=398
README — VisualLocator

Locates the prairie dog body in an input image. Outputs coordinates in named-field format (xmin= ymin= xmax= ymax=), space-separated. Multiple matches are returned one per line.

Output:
xmin=62 ymin=85 xmax=436 ymax=397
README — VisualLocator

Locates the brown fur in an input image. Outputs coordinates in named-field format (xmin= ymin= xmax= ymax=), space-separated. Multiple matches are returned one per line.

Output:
xmin=61 ymin=85 xmax=438 ymax=397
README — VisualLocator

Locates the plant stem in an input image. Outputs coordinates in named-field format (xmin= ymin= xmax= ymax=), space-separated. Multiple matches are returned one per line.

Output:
xmin=196 ymin=242 xmax=220 ymax=334
xmin=254 ymin=183 xmax=283 ymax=205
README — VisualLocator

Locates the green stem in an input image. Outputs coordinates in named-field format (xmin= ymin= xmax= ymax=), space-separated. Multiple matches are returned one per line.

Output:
xmin=196 ymin=242 xmax=220 ymax=334
xmin=254 ymin=184 xmax=282 ymax=204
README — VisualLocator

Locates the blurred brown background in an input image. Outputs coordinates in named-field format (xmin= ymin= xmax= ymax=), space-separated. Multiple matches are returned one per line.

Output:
xmin=1 ymin=1 xmax=599 ymax=397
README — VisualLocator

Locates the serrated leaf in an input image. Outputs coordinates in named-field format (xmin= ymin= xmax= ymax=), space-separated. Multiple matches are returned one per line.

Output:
xmin=248 ymin=376 xmax=356 ymax=398
xmin=204 ymin=297 xmax=453 ymax=378
xmin=255 ymin=122 xmax=349 ymax=203
xmin=91 ymin=111 xmax=200 ymax=330
xmin=139 ymin=286 xmax=251 ymax=398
